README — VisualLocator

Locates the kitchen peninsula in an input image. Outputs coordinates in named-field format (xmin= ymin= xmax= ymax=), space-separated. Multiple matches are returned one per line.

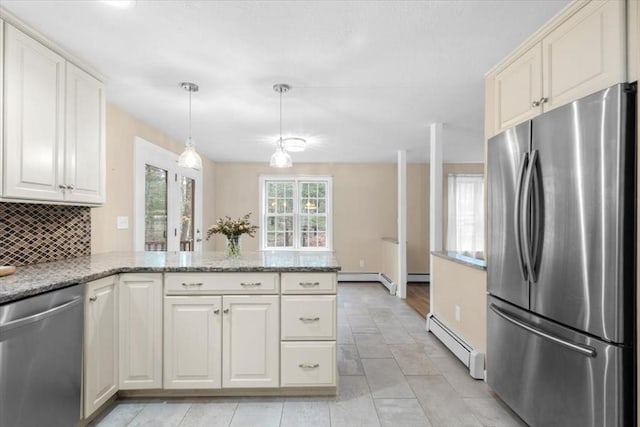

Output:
xmin=0 ymin=251 xmax=340 ymax=423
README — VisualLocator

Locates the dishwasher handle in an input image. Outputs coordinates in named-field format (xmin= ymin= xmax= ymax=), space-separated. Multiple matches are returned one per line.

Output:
xmin=0 ymin=296 xmax=83 ymax=334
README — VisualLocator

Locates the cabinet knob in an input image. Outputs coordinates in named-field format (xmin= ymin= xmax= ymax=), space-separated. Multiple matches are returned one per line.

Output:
xmin=58 ymin=185 xmax=67 ymax=191
xmin=89 ymin=296 xmax=97 ymax=302
xmin=223 ymin=308 xmax=229 ymax=314
xmin=532 ymin=97 xmax=548 ymax=108
xmin=213 ymin=309 xmax=220 ymax=314
xmin=66 ymin=184 xmax=75 ymax=191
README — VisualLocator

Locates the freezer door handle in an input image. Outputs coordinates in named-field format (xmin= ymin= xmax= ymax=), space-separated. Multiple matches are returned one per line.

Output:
xmin=514 ymin=152 xmax=529 ymax=281
xmin=522 ymin=149 xmax=538 ymax=283
xmin=489 ymin=303 xmax=596 ymax=358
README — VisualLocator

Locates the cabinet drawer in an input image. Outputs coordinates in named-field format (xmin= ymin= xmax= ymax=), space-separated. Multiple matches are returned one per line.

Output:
xmin=281 ymin=342 xmax=336 ymax=387
xmin=281 ymin=273 xmax=336 ymax=294
xmin=281 ymin=296 xmax=336 ymax=340
xmin=165 ymin=273 xmax=279 ymax=295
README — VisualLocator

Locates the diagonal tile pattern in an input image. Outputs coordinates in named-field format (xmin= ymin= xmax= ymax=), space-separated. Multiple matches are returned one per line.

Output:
xmin=92 ymin=283 xmax=524 ymax=427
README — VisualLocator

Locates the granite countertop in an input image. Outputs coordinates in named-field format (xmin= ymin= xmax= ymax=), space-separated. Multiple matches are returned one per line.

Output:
xmin=0 ymin=251 xmax=341 ymax=304
xmin=432 ymin=250 xmax=487 ymax=271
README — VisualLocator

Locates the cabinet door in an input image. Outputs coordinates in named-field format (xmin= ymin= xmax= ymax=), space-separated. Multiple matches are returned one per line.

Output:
xmin=164 ymin=296 xmax=222 ymax=389
xmin=543 ymin=0 xmax=626 ymax=112
xmin=84 ymin=276 xmax=118 ymax=418
xmin=222 ymin=295 xmax=279 ymax=388
xmin=4 ymin=24 xmax=65 ymax=201
xmin=119 ymin=274 xmax=162 ymax=390
xmin=493 ymin=43 xmax=542 ymax=132
xmin=65 ymin=62 xmax=105 ymax=204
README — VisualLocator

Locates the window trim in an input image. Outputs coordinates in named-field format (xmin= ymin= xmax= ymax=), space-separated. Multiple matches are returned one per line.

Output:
xmin=259 ymin=175 xmax=333 ymax=251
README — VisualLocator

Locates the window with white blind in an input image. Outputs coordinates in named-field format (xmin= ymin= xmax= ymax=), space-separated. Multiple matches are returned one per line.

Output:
xmin=259 ymin=176 xmax=332 ymax=250
xmin=446 ymin=174 xmax=484 ymax=252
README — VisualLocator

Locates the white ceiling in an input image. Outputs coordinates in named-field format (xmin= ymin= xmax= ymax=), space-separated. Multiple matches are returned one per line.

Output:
xmin=2 ymin=0 xmax=568 ymax=163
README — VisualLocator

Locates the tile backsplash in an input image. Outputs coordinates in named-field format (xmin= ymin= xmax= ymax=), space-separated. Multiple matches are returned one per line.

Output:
xmin=0 ymin=202 xmax=91 ymax=266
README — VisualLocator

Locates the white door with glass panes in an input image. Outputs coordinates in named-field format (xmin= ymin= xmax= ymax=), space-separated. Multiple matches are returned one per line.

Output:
xmin=260 ymin=176 xmax=332 ymax=251
xmin=134 ymin=137 xmax=203 ymax=251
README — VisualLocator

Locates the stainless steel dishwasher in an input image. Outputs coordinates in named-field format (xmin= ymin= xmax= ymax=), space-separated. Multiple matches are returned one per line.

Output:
xmin=0 ymin=284 xmax=84 ymax=427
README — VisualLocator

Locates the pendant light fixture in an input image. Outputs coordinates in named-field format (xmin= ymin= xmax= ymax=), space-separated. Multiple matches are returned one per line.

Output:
xmin=177 ymin=82 xmax=203 ymax=170
xmin=270 ymin=83 xmax=293 ymax=168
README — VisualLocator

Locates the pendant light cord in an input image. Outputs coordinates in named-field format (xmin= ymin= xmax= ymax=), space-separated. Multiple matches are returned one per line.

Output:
xmin=188 ymin=88 xmax=192 ymax=139
xmin=279 ymin=90 xmax=283 ymax=149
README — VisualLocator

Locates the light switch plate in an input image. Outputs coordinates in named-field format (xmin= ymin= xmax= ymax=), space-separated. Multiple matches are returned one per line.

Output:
xmin=117 ymin=216 xmax=129 ymax=229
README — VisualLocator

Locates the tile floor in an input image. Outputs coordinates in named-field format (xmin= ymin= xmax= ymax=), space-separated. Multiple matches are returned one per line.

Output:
xmin=92 ymin=283 xmax=525 ymax=427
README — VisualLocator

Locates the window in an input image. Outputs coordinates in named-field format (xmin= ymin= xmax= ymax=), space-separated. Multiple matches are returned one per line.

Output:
xmin=134 ymin=137 xmax=203 ymax=251
xmin=260 ymin=176 xmax=332 ymax=250
xmin=446 ymin=174 xmax=484 ymax=252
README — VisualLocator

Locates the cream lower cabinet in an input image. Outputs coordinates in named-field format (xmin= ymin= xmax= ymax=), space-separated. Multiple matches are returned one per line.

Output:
xmin=222 ymin=295 xmax=280 ymax=388
xmin=281 ymin=273 xmax=337 ymax=388
xmin=163 ymin=273 xmax=282 ymax=390
xmin=119 ymin=274 xmax=163 ymax=390
xmin=84 ymin=275 xmax=118 ymax=418
xmin=164 ymin=296 xmax=222 ymax=389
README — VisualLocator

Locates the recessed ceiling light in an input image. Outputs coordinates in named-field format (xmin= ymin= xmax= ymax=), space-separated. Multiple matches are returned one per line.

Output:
xmin=101 ymin=0 xmax=136 ymax=8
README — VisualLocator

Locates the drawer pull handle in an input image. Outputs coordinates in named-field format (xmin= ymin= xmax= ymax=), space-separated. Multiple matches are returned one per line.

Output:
xmin=213 ymin=309 xmax=220 ymax=314
xmin=89 ymin=296 xmax=97 ymax=302
xmin=299 ymin=317 xmax=320 ymax=322
xmin=240 ymin=282 xmax=262 ymax=287
xmin=299 ymin=282 xmax=320 ymax=287
xmin=181 ymin=282 xmax=204 ymax=287
xmin=299 ymin=363 xmax=320 ymax=369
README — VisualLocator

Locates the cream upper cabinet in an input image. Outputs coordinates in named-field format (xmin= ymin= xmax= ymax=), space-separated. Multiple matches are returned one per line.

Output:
xmin=488 ymin=0 xmax=627 ymax=136
xmin=493 ymin=44 xmax=543 ymax=133
xmin=65 ymin=62 xmax=105 ymax=204
xmin=119 ymin=274 xmax=163 ymax=390
xmin=542 ymin=0 xmax=626 ymax=112
xmin=222 ymin=295 xmax=280 ymax=388
xmin=2 ymin=23 xmax=105 ymax=205
xmin=164 ymin=296 xmax=222 ymax=389
xmin=84 ymin=275 xmax=118 ymax=418
xmin=3 ymin=23 xmax=65 ymax=202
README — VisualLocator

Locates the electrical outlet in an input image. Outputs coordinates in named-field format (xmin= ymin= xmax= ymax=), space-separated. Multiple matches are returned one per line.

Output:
xmin=455 ymin=305 xmax=461 ymax=322
xmin=359 ymin=259 xmax=365 ymax=268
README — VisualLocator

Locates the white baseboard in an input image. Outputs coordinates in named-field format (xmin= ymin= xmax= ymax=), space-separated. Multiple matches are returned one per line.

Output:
xmin=338 ymin=272 xmax=430 ymax=285
xmin=408 ymin=273 xmax=430 ymax=283
xmin=426 ymin=313 xmax=485 ymax=380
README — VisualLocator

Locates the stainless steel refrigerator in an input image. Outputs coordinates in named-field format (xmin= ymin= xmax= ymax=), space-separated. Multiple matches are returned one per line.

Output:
xmin=487 ymin=83 xmax=636 ymax=427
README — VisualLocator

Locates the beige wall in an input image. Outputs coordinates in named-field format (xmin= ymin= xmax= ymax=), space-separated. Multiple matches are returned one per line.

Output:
xmin=442 ymin=163 xmax=485 ymax=249
xmin=432 ymin=256 xmax=487 ymax=353
xmin=211 ymin=162 xmax=429 ymax=273
xmin=212 ymin=163 xmax=398 ymax=272
xmin=91 ymin=103 xmax=216 ymax=253
xmin=408 ymin=164 xmax=429 ymax=273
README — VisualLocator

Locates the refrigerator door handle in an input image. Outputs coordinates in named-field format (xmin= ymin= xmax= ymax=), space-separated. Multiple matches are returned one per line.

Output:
xmin=522 ymin=149 xmax=538 ymax=283
xmin=514 ymin=152 xmax=529 ymax=281
xmin=489 ymin=304 xmax=596 ymax=358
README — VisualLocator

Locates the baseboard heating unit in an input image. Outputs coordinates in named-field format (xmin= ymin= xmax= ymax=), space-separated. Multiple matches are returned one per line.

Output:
xmin=426 ymin=313 xmax=485 ymax=380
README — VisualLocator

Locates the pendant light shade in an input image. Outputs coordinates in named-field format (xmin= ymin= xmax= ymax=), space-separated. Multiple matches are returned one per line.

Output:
xmin=178 ymin=82 xmax=203 ymax=170
xmin=270 ymin=142 xmax=293 ymax=168
xmin=270 ymin=83 xmax=293 ymax=168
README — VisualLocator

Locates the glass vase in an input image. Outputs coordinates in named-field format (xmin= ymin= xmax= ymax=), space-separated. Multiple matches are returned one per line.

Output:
xmin=226 ymin=235 xmax=240 ymax=258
